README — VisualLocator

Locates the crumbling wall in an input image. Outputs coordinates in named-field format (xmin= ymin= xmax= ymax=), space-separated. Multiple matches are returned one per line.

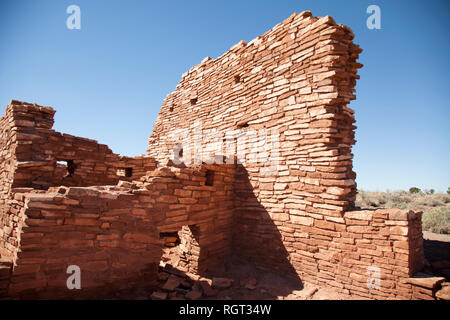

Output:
xmin=4 ymin=162 xmax=235 ymax=298
xmin=0 ymin=100 xmax=156 ymax=261
xmin=0 ymin=105 xmax=20 ymax=260
xmin=4 ymin=100 xmax=156 ymax=190
xmin=8 ymin=187 xmax=160 ymax=298
xmin=136 ymin=162 xmax=236 ymax=275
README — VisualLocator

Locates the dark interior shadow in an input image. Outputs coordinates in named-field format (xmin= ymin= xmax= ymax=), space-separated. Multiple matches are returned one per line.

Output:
xmin=229 ymin=164 xmax=303 ymax=296
xmin=423 ymin=238 xmax=450 ymax=280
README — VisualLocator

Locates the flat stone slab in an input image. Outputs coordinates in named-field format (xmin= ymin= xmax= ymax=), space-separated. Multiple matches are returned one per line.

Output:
xmin=406 ymin=273 xmax=446 ymax=289
xmin=150 ymin=291 xmax=168 ymax=300
xmin=162 ymin=275 xmax=183 ymax=291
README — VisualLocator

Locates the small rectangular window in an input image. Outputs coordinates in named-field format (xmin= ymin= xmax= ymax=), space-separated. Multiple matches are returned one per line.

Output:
xmin=117 ymin=167 xmax=133 ymax=177
xmin=205 ymin=170 xmax=215 ymax=186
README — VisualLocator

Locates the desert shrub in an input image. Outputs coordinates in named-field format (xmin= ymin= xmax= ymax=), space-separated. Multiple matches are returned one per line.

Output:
xmin=409 ymin=187 xmax=421 ymax=194
xmin=378 ymin=194 xmax=387 ymax=205
xmin=438 ymin=194 xmax=450 ymax=204
xmin=422 ymin=207 xmax=450 ymax=234
xmin=447 ymin=187 xmax=450 ymax=195
xmin=424 ymin=189 xmax=435 ymax=195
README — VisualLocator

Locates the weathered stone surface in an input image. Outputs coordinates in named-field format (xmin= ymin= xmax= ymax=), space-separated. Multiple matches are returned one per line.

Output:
xmin=185 ymin=288 xmax=203 ymax=300
xmin=162 ymin=275 xmax=183 ymax=291
xmin=150 ymin=291 xmax=168 ymax=300
xmin=212 ymin=277 xmax=234 ymax=289
xmin=435 ymin=285 xmax=450 ymax=300
xmin=406 ymin=273 xmax=446 ymax=289
xmin=241 ymin=278 xmax=258 ymax=290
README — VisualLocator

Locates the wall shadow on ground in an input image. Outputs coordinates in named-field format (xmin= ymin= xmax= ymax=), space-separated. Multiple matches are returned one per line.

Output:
xmin=230 ymin=164 xmax=303 ymax=295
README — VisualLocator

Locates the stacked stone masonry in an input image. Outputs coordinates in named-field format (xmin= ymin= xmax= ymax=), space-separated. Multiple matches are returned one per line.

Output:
xmin=0 ymin=11 xmax=439 ymax=299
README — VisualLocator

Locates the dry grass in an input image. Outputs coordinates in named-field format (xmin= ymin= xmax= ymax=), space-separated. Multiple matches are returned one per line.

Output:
xmin=355 ymin=190 xmax=450 ymax=234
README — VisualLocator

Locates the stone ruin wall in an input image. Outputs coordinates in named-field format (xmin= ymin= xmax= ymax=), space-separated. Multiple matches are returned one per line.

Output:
xmin=0 ymin=12 xmax=436 ymax=299
xmin=0 ymin=101 xmax=236 ymax=298
xmin=4 ymin=163 xmax=235 ymax=298
xmin=147 ymin=12 xmax=427 ymax=299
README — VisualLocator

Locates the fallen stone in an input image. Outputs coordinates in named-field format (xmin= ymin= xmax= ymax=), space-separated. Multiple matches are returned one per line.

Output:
xmin=180 ymin=279 xmax=193 ymax=289
xmin=436 ymin=285 xmax=450 ymax=300
xmin=117 ymin=180 xmax=132 ymax=188
xmin=162 ymin=264 xmax=186 ymax=277
xmin=162 ymin=275 xmax=183 ymax=291
xmin=212 ymin=277 xmax=234 ymax=289
xmin=186 ymin=272 xmax=201 ymax=281
xmin=157 ymin=272 xmax=169 ymax=282
xmin=150 ymin=291 xmax=168 ymax=300
xmin=406 ymin=274 xmax=446 ymax=289
xmin=199 ymin=279 xmax=218 ymax=297
xmin=241 ymin=278 xmax=258 ymax=290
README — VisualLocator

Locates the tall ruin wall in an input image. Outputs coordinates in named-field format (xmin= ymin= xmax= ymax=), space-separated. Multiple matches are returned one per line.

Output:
xmin=146 ymin=11 xmax=428 ymax=299
xmin=148 ymin=11 xmax=361 ymax=283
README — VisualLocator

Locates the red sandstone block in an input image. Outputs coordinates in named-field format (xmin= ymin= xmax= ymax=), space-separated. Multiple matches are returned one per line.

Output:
xmin=98 ymin=240 xmax=120 ymax=248
xmin=192 ymin=191 xmax=210 ymax=198
xmin=347 ymin=225 xmax=373 ymax=233
xmin=156 ymin=195 xmax=178 ymax=203
xmin=25 ymin=218 xmax=61 ymax=227
xmin=123 ymin=233 xmax=159 ymax=244
xmin=60 ymin=239 xmax=94 ymax=248
xmin=314 ymin=219 xmax=336 ymax=231
xmin=390 ymin=226 xmax=408 ymax=236
xmin=81 ymin=260 xmax=109 ymax=272
xmin=64 ymin=218 xmax=99 ymax=226
xmin=290 ymin=215 xmax=313 ymax=226
xmin=174 ymin=189 xmax=192 ymax=197
xmin=96 ymin=234 xmax=120 ymax=241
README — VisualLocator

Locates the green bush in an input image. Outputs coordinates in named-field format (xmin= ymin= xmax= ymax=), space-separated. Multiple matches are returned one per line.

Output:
xmin=409 ymin=187 xmax=421 ymax=194
xmin=422 ymin=207 xmax=450 ymax=234
xmin=447 ymin=187 xmax=450 ymax=195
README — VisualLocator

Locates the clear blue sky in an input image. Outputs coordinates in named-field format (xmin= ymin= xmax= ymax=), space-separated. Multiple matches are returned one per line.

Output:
xmin=0 ymin=0 xmax=449 ymax=192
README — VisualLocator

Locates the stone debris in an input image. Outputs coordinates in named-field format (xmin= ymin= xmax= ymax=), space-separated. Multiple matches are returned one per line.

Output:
xmin=185 ymin=284 xmax=203 ymax=300
xmin=150 ymin=291 xmax=168 ymax=300
xmin=162 ymin=275 xmax=183 ymax=291
xmin=199 ymin=279 xmax=218 ymax=297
